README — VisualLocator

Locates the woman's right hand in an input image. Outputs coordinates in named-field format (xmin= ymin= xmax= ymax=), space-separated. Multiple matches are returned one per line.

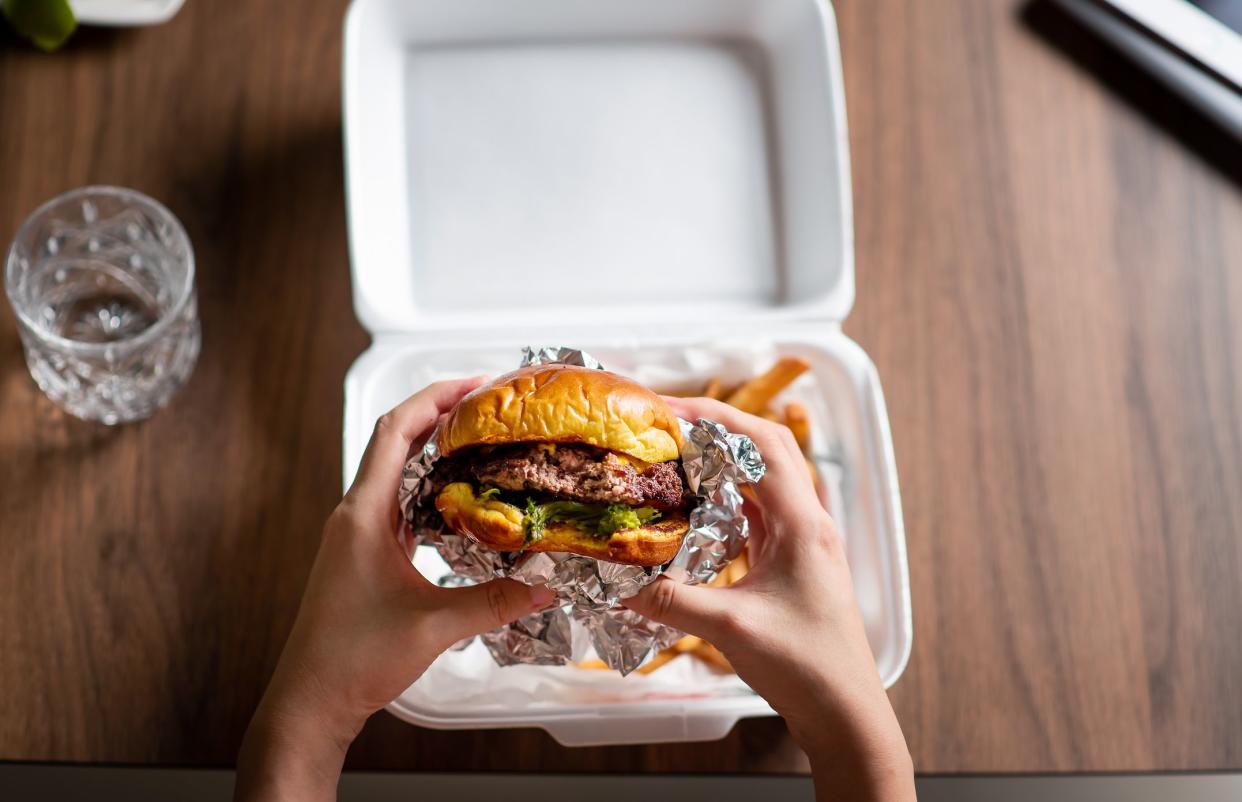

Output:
xmin=624 ymin=397 xmax=915 ymax=802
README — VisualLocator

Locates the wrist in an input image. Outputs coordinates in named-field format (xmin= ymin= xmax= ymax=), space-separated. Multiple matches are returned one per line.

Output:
xmin=260 ymin=651 xmax=374 ymax=750
xmin=236 ymin=702 xmax=357 ymax=802
xmin=788 ymin=701 xmax=908 ymax=764
xmin=806 ymin=743 xmax=915 ymax=802
xmin=788 ymin=694 xmax=914 ymax=802
xmin=235 ymin=655 xmax=369 ymax=802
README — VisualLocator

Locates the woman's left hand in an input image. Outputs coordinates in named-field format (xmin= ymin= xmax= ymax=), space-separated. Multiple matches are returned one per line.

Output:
xmin=236 ymin=377 xmax=555 ymax=802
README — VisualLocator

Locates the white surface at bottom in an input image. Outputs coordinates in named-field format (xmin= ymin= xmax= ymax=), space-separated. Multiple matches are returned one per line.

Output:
xmin=4 ymin=765 xmax=1242 ymax=802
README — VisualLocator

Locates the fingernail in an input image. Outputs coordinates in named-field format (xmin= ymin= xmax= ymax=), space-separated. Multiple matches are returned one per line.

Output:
xmin=529 ymin=584 xmax=557 ymax=607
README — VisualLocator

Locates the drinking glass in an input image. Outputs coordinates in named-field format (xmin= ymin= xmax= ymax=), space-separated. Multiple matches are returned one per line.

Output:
xmin=5 ymin=186 xmax=201 ymax=424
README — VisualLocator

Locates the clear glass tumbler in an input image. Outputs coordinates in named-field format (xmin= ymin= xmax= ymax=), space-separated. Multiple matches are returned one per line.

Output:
xmin=5 ymin=186 xmax=201 ymax=424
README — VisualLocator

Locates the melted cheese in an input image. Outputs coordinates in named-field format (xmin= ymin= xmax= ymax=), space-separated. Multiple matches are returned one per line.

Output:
xmin=608 ymin=451 xmax=654 ymax=474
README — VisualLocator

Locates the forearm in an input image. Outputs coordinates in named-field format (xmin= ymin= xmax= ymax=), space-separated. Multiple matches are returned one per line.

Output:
xmin=234 ymin=706 xmax=354 ymax=802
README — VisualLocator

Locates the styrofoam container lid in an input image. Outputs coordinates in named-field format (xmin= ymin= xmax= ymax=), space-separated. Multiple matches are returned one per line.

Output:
xmin=344 ymin=0 xmax=854 ymax=338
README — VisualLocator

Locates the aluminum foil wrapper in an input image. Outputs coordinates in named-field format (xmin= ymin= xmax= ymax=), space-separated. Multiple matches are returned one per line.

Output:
xmin=482 ymin=606 xmax=573 ymax=666
xmin=519 ymin=346 xmax=605 ymax=370
xmin=398 ymin=347 xmax=764 ymax=675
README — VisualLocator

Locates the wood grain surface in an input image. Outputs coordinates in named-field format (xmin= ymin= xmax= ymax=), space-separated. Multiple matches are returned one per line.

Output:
xmin=1 ymin=0 xmax=1239 ymax=774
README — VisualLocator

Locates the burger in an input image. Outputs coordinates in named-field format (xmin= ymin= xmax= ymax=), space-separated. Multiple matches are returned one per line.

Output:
xmin=432 ymin=364 xmax=692 ymax=567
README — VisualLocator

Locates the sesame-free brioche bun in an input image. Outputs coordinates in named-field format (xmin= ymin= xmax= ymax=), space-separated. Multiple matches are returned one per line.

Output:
xmin=437 ymin=364 xmax=682 ymax=464
xmin=436 ymin=482 xmax=690 ymax=567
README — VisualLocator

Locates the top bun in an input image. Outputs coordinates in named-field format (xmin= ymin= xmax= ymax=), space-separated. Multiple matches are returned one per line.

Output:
xmin=438 ymin=364 xmax=682 ymax=464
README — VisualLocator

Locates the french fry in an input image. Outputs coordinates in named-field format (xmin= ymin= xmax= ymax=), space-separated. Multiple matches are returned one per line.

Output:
xmin=692 ymin=641 xmax=733 ymax=672
xmin=725 ymin=357 xmax=811 ymax=414
xmin=633 ymin=635 xmax=701 ymax=675
xmin=711 ymin=550 xmax=748 ymax=586
xmin=673 ymin=635 xmax=703 ymax=652
xmin=731 ymin=546 xmax=750 ymax=579
xmin=703 ymin=377 xmax=724 ymax=400
xmin=577 ymin=658 xmax=609 ymax=670
xmin=636 ymin=649 xmax=680 ymax=675
xmin=784 ymin=402 xmax=811 ymax=455
xmin=665 ymin=384 xmax=702 ymax=398
xmin=760 ymin=410 xmax=782 ymax=423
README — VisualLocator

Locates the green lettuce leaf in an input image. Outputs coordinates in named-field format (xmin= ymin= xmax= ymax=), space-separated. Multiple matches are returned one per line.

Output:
xmin=523 ymin=497 xmax=549 ymax=543
xmin=598 ymin=504 xmax=661 ymax=535
xmin=520 ymin=497 xmax=661 ymax=542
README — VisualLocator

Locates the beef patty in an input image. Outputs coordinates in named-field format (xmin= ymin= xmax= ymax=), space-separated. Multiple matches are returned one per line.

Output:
xmin=454 ymin=443 xmax=687 ymax=509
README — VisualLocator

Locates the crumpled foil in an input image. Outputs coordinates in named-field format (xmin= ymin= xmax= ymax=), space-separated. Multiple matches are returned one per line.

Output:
xmin=519 ymin=346 xmax=604 ymax=370
xmin=398 ymin=347 xmax=765 ymax=674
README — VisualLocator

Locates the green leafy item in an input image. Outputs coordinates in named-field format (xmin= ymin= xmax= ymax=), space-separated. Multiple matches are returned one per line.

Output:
xmin=598 ymin=504 xmax=661 ymax=534
xmin=2 ymin=0 xmax=77 ymax=52
xmin=522 ymin=498 xmax=660 ymax=544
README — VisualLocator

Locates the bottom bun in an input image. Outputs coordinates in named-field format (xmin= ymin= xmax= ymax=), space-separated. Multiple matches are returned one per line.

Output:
xmin=435 ymin=482 xmax=690 ymax=567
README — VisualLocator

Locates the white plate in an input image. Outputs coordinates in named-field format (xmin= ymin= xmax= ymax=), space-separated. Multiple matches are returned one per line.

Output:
xmin=70 ymin=0 xmax=185 ymax=27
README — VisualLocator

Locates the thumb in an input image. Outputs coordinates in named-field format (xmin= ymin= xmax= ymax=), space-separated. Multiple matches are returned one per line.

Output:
xmin=442 ymin=579 xmax=558 ymax=638
xmin=622 ymin=578 xmax=732 ymax=642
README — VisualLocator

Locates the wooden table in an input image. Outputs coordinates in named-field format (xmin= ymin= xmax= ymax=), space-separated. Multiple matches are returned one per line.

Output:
xmin=2 ymin=0 xmax=1239 ymax=774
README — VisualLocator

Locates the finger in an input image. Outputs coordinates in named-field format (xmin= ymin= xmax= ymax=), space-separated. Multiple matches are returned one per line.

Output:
xmin=439 ymin=579 xmax=558 ymax=640
xmin=665 ymin=396 xmax=815 ymax=512
xmin=666 ymin=395 xmax=806 ymax=468
xmin=348 ymin=377 xmax=488 ymax=510
xmin=622 ymin=577 xmax=735 ymax=644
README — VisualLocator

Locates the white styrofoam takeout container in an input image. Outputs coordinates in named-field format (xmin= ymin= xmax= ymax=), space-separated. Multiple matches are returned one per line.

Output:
xmin=342 ymin=0 xmax=912 ymax=746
